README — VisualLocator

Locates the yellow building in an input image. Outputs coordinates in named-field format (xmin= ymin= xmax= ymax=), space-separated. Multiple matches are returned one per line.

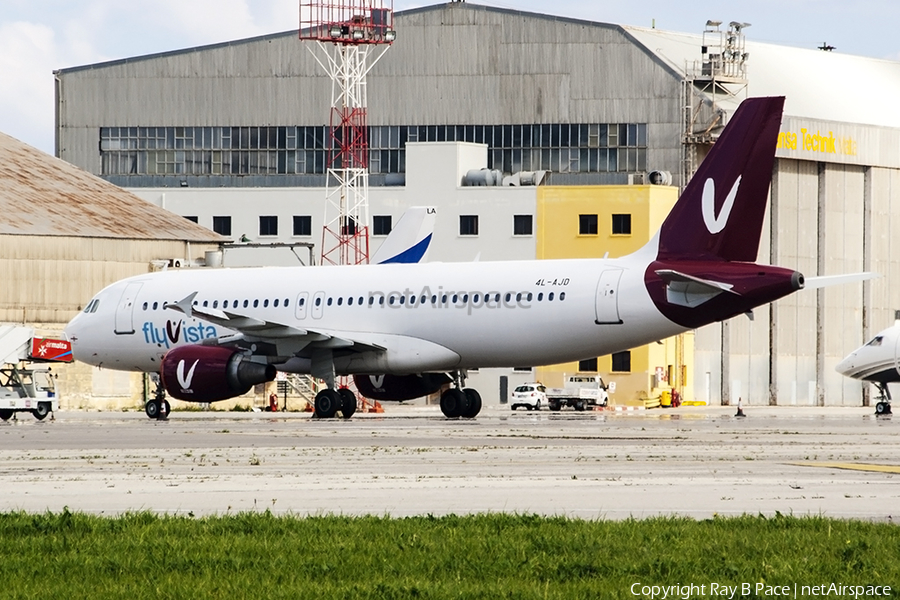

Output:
xmin=535 ymin=184 xmax=695 ymax=406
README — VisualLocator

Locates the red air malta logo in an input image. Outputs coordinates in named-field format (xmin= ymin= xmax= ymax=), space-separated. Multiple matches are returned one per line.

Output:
xmin=702 ymin=176 xmax=741 ymax=234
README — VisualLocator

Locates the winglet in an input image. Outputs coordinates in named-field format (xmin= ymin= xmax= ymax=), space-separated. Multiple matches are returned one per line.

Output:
xmin=171 ymin=292 xmax=198 ymax=320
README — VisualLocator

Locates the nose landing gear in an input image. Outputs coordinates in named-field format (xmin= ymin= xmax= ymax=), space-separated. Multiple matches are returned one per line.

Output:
xmin=874 ymin=383 xmax=892 ymax=415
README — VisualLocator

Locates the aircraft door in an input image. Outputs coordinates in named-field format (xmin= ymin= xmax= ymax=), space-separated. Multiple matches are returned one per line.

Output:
xmin=114 ymin=282 xmax=143 ymax=335
xmin=594 ymin=269 xmax=623 ymax=325
xmin=311 ymin=291 xmax=326 ymax=319
xmin=295 ymin=292 xmax=309 ymax=320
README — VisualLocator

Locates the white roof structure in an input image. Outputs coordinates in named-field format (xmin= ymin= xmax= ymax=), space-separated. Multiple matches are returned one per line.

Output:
xmin=625 ymin=26 xmax=900 ymax=128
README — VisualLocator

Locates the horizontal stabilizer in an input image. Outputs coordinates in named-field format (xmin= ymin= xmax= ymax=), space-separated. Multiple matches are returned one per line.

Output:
xmin=803 ymin=272 xmax=880 ymax=290
xmin=656 ymin=269 xmax=739 ymax=308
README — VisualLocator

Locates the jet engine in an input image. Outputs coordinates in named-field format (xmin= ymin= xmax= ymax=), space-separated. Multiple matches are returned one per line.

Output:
xmin=353 ymin=373 xmax=451 ymax=401
xmin=161 ymin=345 xmax=276 ymax=402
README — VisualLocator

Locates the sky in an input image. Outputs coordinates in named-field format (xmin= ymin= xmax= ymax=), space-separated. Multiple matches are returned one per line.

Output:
xmin=1 ymin=0 xmax=898 ymax=155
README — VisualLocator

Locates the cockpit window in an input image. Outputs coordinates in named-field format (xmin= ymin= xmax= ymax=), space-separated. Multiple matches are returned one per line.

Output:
xmin=83 ymin=299 xmax=100 ymax=313
xmin=866 ymin=336 xmax=884 ymax=347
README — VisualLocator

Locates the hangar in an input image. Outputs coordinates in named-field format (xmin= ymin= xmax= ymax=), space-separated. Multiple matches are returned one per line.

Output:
xmin=53 ymin=2 xmax=900 ymax=406
xmin=0 ymin=131 xmax=224 ymax=409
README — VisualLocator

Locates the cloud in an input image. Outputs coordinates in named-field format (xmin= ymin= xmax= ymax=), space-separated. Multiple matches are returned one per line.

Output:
xmin=0 ymin=21 xmax=60 ymax=152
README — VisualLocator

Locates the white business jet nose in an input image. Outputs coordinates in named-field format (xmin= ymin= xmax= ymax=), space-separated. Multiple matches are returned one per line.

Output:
xmin=834 ymin=352 xmax=857 ymax=377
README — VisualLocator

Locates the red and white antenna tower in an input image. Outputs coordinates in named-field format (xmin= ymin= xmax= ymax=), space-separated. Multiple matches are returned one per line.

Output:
xmin=300 ymin=1 xmax=395 ymax=266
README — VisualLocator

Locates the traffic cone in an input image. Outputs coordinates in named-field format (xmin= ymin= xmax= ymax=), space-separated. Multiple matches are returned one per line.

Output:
xmin=735 ymin=397 xmax=745 ymax=417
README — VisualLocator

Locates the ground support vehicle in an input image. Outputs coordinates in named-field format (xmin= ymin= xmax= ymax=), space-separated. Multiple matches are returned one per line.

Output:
xmin=0 ymin=325 xmax=69 ymax=421
xmin=546 ymin=375 xmax=613 ymax=411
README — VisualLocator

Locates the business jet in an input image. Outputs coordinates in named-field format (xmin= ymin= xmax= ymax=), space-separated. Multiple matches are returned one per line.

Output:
xmin=65 ymin=96 xmax=873 ymax=419
xmin=835 ymin=317 xmax=900 ymax=414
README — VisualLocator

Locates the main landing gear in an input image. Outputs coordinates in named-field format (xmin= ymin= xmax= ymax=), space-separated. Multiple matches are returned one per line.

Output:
xmin=313 ymin=387 xmax=357 ymax=419
xmin=439 ymin=371 xmax=482 ymax=419
xmin=874 ymin=383 xmax=892 ymax=415
xmin=145 ymin=375 xmax=170 ymax=420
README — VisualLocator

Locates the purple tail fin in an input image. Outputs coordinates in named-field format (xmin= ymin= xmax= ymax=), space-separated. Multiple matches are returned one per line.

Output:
xmin=657 ymin=96 xmax=784 ymax=262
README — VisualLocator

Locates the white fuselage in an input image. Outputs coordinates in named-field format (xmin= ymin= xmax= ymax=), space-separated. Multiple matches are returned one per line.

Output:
xmin=836 ymin=323 xmax=900 ymax=384
xmin=65 ymin=250 xmax=686 ymax=376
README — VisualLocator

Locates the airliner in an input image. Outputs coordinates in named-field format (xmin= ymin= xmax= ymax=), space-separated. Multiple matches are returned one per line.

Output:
xmin=836 ymin=316 xmax=900 ymax=415
xmin=65 ymin=96 xmax=873 ymax=419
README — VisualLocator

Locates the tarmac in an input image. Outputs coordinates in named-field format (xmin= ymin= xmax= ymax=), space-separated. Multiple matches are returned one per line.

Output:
xmin=1 ymin=404 xmax=898 ymax=520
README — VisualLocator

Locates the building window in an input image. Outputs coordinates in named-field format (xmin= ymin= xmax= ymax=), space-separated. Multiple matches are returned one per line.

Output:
xmin=513 ymin=215 xmax=533 ymax=236
xmin=579 ymin=214 xmax=598 ymax=235
xmin=459 ymin=215 xmax=479 ymax=236
xmin=513 ymin=367 xmax=532 ymax=372
xmin=293 ymin=215 xmax=312 ymax=236
xmin=212 ymin=216 xmax=231 ymax=236
xmin=259 ymin=216 xmax=278 ymax=236
xmin=373 ymin=215 xmax=392 ymax=236
xmin=184 ymin=215 xmax=198 ymax=223
xmin=578 ymin=358 xmax=598 ymax=372
xmin=342 ymin=217 xmax=357 ymax=236
xmin=611 ymin=351 xmax=631 ymax=373
xmin=612 ymin=214 xmax=632 ymax=235
xmin=99 ymin=122 xmax=648 ymax=179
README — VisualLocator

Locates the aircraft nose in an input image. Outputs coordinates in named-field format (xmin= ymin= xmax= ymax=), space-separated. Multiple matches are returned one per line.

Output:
xmin=64 ymin=314 xmax=86 ymax=360
xmin=835 ymin=353 xmax=856 ymax=376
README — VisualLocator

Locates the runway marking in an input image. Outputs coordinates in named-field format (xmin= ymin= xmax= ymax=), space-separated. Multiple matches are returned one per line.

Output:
xmin=792 ymin=462 xmax=900 ymax=474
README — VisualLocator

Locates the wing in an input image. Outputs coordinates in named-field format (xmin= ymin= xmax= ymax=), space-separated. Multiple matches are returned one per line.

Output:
xmin=168 ymin=293 xmax=385 ymax=356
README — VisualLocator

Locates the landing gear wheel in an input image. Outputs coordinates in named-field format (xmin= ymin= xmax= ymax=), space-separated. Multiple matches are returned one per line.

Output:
xmin=0 ymin=409 xmax=12 ymax=421
xmin=461 ymin=388 xmax=482 ymax=418
xmin=337 ymin=388 xmax=357 ymax=419
xmin=32 ymin=402 xmax=50 ymax=421
xmin=145 ymin=400 xmax=160 ymax=419
xmin=440 ymin=389 xmax=467 ymax=418
xmin=875 ymin=401 xmax=892 ymax=415
xmin=314 ymin=389 xmax=341 ymax=419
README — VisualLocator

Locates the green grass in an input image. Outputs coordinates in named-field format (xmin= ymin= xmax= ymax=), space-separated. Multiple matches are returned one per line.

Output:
xmin=0 ymin=511 xmax=897 ymax=599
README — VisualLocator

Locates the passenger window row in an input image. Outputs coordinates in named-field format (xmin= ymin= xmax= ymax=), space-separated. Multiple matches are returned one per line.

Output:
xmin=140 ymin=291 xmax=568 ymax=312
xmin=304 ymin=291 xmax=567 ymax=308
xmin=141 ymin=298 xmax=291 ymax=311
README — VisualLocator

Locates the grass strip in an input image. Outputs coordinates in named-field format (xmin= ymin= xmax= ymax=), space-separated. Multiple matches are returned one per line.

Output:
xmin=0 ymin=511 xmax=897 ymax=599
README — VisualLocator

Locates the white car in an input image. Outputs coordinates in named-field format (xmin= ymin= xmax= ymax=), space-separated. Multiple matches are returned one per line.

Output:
xmin=510 ymin=383 xmax=547 ymax=411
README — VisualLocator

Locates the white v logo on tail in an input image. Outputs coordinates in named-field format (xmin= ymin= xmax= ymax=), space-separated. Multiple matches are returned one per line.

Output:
xmin=176 ymin=359 xmax=199 ymax=391
xmin=702 ymin=176 xmax=741 ymax=234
